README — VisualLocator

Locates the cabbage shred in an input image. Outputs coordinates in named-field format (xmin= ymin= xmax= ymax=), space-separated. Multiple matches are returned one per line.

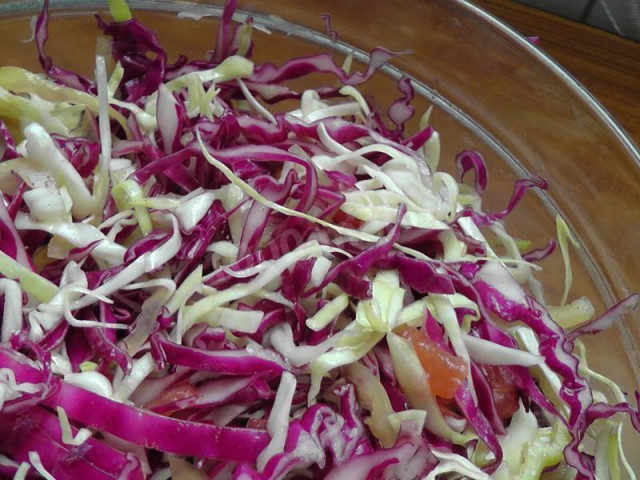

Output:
xmin=0 ymin=0 xmax=638 ymax=479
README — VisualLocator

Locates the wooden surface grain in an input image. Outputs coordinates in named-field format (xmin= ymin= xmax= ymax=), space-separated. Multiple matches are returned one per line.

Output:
xmin=473 ymin=0 xmax=640 ymax=147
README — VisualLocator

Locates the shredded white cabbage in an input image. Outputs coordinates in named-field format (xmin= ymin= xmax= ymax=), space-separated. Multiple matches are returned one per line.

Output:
xmin=0 ymin=368 xmax=42 ymax=411
xmin=27 ymin=452 xmax=56 ymax=480
xmin=57 ymin=406 xmax=92 ymax=446
xmin=12 ymin=462 xmax=30 ymax=480
xmin=23 ymin=123 xmax=94 ymax=219
xmin=0 ymin=279 xmax=22 ymax=344
xmin=64 ymin=371 xmax=114 ymax=398
xmin=256 ymin=371 xmax=297 ymax=471
xmin=556 ymin=216 xmax=580 ymax=306
xmin=306 ymin=294 xmax=349 ymax=331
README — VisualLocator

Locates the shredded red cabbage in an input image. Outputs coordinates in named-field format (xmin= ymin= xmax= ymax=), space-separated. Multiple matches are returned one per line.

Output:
xmin=0 ymin=1 xmax=638 ymax=479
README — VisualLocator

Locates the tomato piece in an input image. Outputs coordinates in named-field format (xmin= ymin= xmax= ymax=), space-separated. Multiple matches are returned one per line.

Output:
xmin=145 ymin=380 xmax=198 ymax=414
xmin=332 ymin=210 xmax=363 ymax=229
xmin=246 ymin=418 xmax=268 ymax=429
xmin=478 ymin=364 xmax=519 ymax=419
xmin=395 ymin=325 xmax=467 ymax=399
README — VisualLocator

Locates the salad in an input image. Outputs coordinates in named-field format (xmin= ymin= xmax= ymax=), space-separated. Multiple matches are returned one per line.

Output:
xmin=0 ymin=0 xmax=638 ymax=479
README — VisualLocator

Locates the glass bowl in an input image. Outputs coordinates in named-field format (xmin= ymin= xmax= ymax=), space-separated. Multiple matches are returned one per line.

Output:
xmin=1 ymin=0 xmax=639 ymax=474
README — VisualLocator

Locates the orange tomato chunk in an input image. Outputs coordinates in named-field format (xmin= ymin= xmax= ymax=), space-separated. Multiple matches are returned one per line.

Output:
xmin=246 ymin=418 xmax=268 ymax=429
xmin=332 ymin=210 xmax=363 ymax=229
xmin=145 ymin=380 xmax=198 ymax=414
xmin=395 ymin=325 xmax=467 ymax=399
xmin=478 ymin=364 xmax=519 ymax=419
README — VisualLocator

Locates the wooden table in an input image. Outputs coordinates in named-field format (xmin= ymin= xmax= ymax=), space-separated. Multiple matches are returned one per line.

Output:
xmin=473 ymin=0 xmax=640 ymax=147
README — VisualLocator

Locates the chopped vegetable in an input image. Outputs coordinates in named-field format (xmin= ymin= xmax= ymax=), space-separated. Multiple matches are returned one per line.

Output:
xmin=0 ymin=1 xmax=638 ymax=479
xmin=396 ymin=324 xmax=467 ymax=399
